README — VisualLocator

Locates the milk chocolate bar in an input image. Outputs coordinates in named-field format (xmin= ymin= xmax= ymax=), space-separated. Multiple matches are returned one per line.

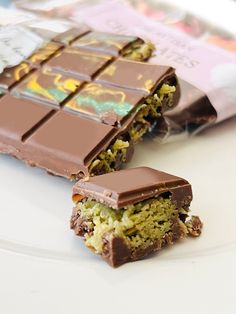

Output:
xmin=0 ymin=26 xmax=177 ymax=179
xmin=71 ymin=167 xmax=202 ymax=267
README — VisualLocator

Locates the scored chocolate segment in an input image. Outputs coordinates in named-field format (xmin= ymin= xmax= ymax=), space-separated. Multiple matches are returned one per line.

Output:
xmin=45 ymin=48 xmax=112 ymax=81
xmin=53 ymin=26 xmax=91 ymax=46
xmin=24 ymin=111 xmax=118 ymax=178
xmin=96 ymin=59 xmax=176 ymax=95
xmin=12 ymin=68 xmax=83 ymax=107
xmin=72 ymin=167 xmax=192 ymax=209
xmin=27 ymin=42 xmax=63 ymax=67
xmin=64 ymin=82 xmax=144 ymax=126
xmin=0 ymin=95 xmax=54 ymax=151
xmin=72 ymin=31 xmax=143 ymax=56
xmin=0 ymin=62 xmax=34 ymax=92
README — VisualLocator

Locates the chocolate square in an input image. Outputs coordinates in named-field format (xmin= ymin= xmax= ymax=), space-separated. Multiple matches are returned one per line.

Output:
xmin=96 ymin=59 xmax=174 ymax=95
xmin=46 ymin=47 xmax=112 ymax=81
xmin=72 ymin=31 xmax=140 ymax=56
xmin=27 ymin=42 xmax=63 ymax=66
xmin=12 ymin=68 xmax=82 ymax=107
xmin=0 ymin=62 xmax=34 ymax=92
xmin=0 ymin=95 xmax=53 ymax=147
xmin=53 ymin=26 xmax=91 ymax=45
xmin=64 ymin=82 xmax=144 ymax=125
xmin=25 ymin=111 xmax=117 ymax=177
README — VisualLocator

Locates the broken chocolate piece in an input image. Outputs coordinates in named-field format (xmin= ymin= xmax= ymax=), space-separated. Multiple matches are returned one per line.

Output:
xmin=0 ymin=28 xmax=178 ymax=179
xmin=71 ymin=167 xmax=202 ymax=267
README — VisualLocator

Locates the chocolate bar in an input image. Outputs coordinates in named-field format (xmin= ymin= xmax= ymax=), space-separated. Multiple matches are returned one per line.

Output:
xmin=71 ymin=167 xmax=202 ymax=267
xmin=0 ymin=26 xmax=177 ymax=179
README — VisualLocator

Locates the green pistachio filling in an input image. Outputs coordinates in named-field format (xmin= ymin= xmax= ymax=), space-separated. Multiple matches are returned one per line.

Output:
xmin=89 ymin=139 xmax=129 ymax=175
xmin=123 ymin=41 xmax=155 ymax=61
xmin=89 ymin=83 xmax=176 ymax=176
xmin=77 ymin=197 xmax=189 ymax=254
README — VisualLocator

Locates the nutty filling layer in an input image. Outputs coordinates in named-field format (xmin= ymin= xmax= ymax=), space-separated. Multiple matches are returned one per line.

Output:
xmin=89 ymin=83 xmax=176 ymax=176
xmin=123 ymin=41 xmax=155 ymax=61
xmin=75 ymin=196 xmax=193 ymax=254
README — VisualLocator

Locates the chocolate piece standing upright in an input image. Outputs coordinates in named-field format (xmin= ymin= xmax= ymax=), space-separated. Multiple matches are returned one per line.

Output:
xmin=71 ymin=167 xmax=203 ymax=267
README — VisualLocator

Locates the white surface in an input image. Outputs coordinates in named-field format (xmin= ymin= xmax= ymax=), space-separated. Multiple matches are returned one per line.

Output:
xmin=0 ymin=115 xmax=236 ymax=314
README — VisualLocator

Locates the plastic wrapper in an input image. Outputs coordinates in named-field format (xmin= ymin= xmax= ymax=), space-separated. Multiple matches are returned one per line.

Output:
xmin=14 ymin=0 xmax=98 ymax=18
xmin=129 ymin=0 xmax=236 ymax=53
xmin=0 ymin=6 xmax=81 ymax=41
xmin=71 ymin=0 xmax=236 ymax=140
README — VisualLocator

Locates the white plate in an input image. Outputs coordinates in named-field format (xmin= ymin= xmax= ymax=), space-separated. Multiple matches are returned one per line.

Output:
xmin=0 ymin=116 xmax=236 ymax=314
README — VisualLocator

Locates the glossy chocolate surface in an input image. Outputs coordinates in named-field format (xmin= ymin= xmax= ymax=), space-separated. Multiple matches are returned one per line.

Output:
xmin=72 ymin=31 xmax=142 ymax=56
xmin=96 ymin=59 xmax=175 ymax=95
xmin=73 ymin=167 xmax=192 ymax=209
xmin=0 ymin=62 xmax=34 ymax=92
xmin=25 ymin=111 xmax=117 ymax=177
xmin=0 ymin=95 xmax=53 ymax=148
xmin=46 ymin=48 xmax=112 ymax=81
xmin=27 ymin=42 xmax=63 ymax=66
xmin=13 ymin=68 xmax=82 ymax=106
xmin=65 ymin=82 xmax=144 ymax=125
xmin=53 ymin=26 xmax=91 ymax=46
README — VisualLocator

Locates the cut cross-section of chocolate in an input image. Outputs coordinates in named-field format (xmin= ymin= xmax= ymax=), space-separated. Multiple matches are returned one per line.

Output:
xmin=71 ymin=167 xmax=203 ymax=267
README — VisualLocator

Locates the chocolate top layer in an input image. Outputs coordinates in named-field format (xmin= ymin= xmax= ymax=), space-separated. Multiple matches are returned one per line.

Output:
xmin=96 ymin=59 xmax=175 ymax=95
xmin=13 ymin=68 xmax=82 ymax=107
xmin=0 ymin=94 xmax=53 ymax=147
xmin=0 ymin=62 xmax=34 ymax=92
xmin=72 ymin=31 xmax=142 ymax=56
xmin=46 ymin=48 xmax=112 ymax=81
xmin=65 ymin=82 xmax=144 ymax=126
xmin=25 ymin=111 xmax=117 ymax=177
xmin=27 ymin=42 xmax=63 ymax=66
xmin=53 ymin=26 xmax=91 ymax=45
xmin=73 ymin=167 xmax=192 ymax=209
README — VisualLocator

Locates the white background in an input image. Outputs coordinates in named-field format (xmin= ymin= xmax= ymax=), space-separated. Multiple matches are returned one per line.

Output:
xmin=1 ymin=1 xmax=236 ymax=313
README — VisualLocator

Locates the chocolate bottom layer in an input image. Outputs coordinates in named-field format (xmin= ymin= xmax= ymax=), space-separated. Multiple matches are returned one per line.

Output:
xmin=70 ymin=196 xmax=202 ymax=267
